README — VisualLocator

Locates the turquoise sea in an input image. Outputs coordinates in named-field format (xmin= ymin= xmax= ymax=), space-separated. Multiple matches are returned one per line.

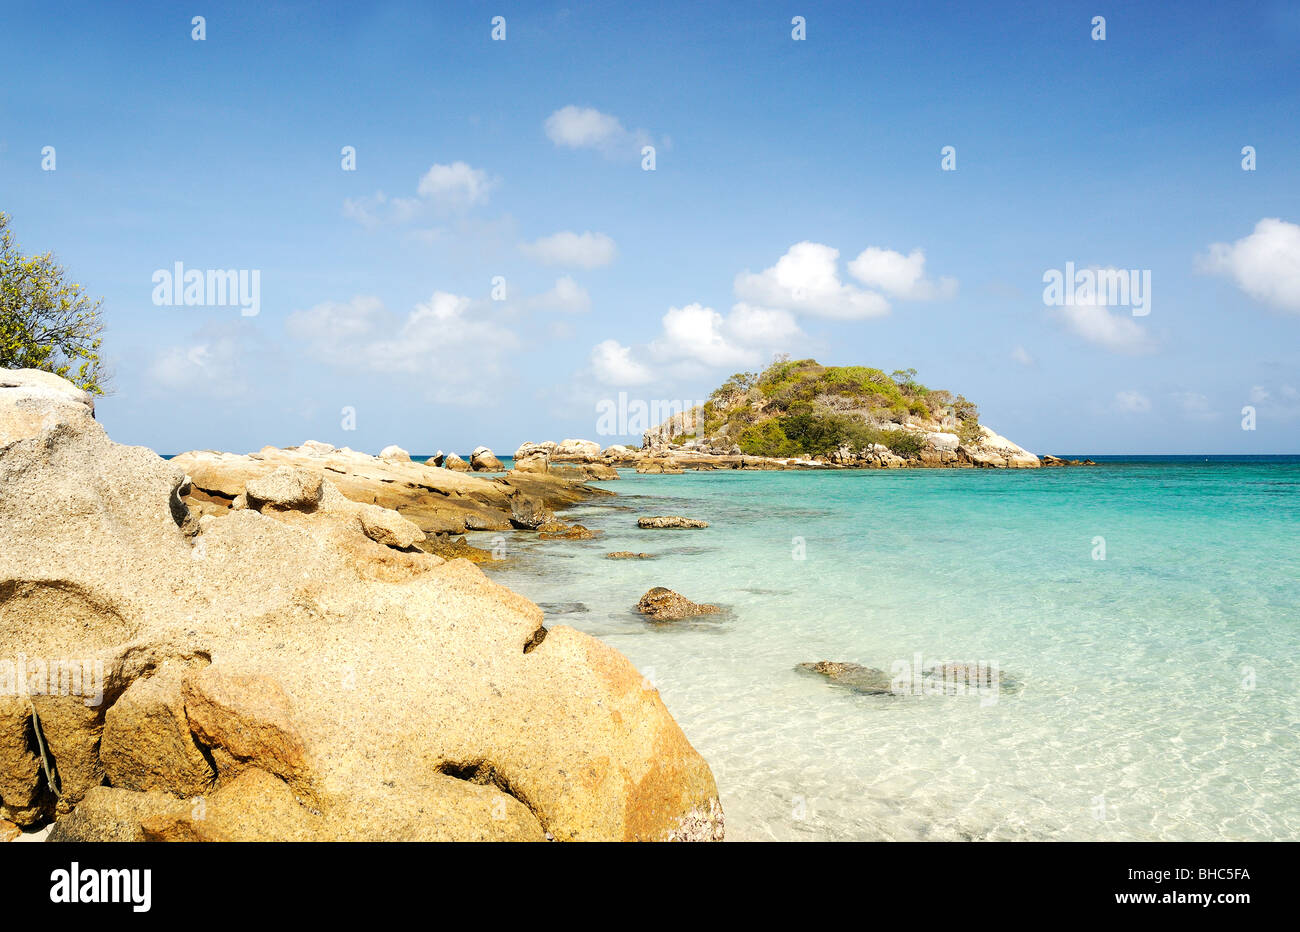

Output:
xmin=484 ymin=458 xmax=1300 ymax=841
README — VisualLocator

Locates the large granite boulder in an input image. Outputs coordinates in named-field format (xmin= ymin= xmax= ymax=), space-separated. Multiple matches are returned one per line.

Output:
xmin=552 ymin=439 xmax=601 ymax=462
xmin=470 ymin=446 xmax=504 ymax=471
xmin=960 ymin=427 xmax=1040 ymax=468
xmin=378 ymin=445 xmax=412 ymax=464
xmin=0 ymin=373 xmax=723 ymax=842
xmin=0 ymin=368 xmax=96 ymax=446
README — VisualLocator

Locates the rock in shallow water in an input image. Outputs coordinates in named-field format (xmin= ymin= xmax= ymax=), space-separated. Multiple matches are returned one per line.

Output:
xmin=636 ymin=587 xmax=721 ymax=621
xmin=637 ymin=515 xmax=708 ymax=529
xmin=606 ymin=551 xmax=654 ymax=560
xmin=797 ymin=661 xmax=895 ymax=695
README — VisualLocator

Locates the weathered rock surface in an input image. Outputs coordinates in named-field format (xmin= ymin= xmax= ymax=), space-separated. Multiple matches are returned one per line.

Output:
xmin=416 ymin=534 xmax=497 ymax=564
xmin=0 ymin=370 xmax=723 ymax=842
xmin=442 ymin=452 xmax=471 ymax=472
xmin=537 ymin=522 xmax=599 ymax=541
xmin=100 ymin=663 xmax=215 ymax=797
xmin=553 ymin=439 xmax=601 ymax=461
xmin=638 ymin=516 xmax=709 ymax=529
xmin=636 ymin=588 xmax=721 ymax=622
xmin=471 ymin=446 xmax=504 ymax=471
xmin=509 ymin=491 xmax=554 ymax=530
xmin=636 ymin=459 xmax=684 ymax=474
xmin=0 ymin=368 xmax=96 ymax=446
xmin=798 ymin=661 xmax=895 ymax=695
xmin=171 ymin=440 xmax=610 ymax=537
xmin=245 ymin=465 xmax=324 ymax=509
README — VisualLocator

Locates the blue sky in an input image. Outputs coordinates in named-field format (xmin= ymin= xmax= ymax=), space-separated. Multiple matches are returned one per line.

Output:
xmin=2 ymin=0 xmax=1298 ymax=455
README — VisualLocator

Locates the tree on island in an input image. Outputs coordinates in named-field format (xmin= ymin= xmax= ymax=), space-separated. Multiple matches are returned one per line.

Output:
xmin=0 ymin=212 xmax=107 ymax=394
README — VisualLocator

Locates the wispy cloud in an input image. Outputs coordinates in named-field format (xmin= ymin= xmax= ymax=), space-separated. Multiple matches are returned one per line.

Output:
xmin=344 ymin=161 xmax=498 ymax=229
xmin=1053 ymin=300 xmax=1154 ymax=354
xmin=286 ymin=292 xmax=517 ymax=402
xmin=1113 ymin=390 xmax=1152 ymax=414
xmin=520 ymin=230 xmax=617 ymax=268
xmin=544 ymin=105 xmax=654 ymax=160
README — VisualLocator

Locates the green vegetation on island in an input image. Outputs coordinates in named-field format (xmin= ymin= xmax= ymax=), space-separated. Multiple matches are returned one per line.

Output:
xmin=697 ymin=356 xmax=982 ymax=458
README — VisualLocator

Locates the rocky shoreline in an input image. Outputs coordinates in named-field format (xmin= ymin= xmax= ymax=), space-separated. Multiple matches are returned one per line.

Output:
xmin=0 ymin=367 xmax=1096 ymax=843
xmin=0 ymin=370 xmax=724 ymax=842
xmin=512 ymin=429 xmax=1094 ymax=474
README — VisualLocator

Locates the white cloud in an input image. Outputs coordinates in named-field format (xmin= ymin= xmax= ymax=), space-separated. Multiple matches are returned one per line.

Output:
xmin=589 ymin=300 xmax=802 ymax=386
xmin=149 ymin=342 xmax=240 ymax=396
xmin=520 ymin=231 xmax=617 ymax=268
xmin=342 ymin=192 xmax=422 ymax=230
xmin=286 ymin=292 xmax=517 ymax=399
xmin=1199 ymin=218 xmax=1300 ymax=312
xmin=528 ymin=276 xmax=591 ymax=313
xmin=1113 ymin=390 xmax=1152 ymax=414
xmin=416 ymin=161 xmax=497 ymax=208
xmin=544 ymin=105 xmax=652 ymax=159
xmin=734 ymin=242 xmax=891 ymax=319
xmin=590 ymin=339 xmax=654 ymax=385
xmin=1053 ymin=299 xmax=1153 ymax=354
xmin=726 ymin=303 xmax=803 ymax=346
xmin=847 ymin=247 xmax=957 ymax=300
xmin=1011 ymin=345 xmax=1035 ymax=366
xmin=147 ymin=323 xmax=266 ymax=398
xmin=344 ymin=162 xmax=497 ymax=227
xmin=545 ymin=106 xmax=624 ymax=148
xmin=651 ymin=304 xmax=763 ymax=369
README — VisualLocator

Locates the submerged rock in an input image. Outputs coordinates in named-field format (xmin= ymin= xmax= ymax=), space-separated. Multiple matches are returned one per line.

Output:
xmin=537 ymin=522 xmax=599 ymax=541
xmin=636 ymin=587 xmax=721 ymax=621
xmin=0 ymin=369 xmax=724 ymax=842
xmin=416 ymin=534 xmax=496 ymax=564
xmin=638 ymin=516 xmax=708 ymax=529
xmin=922 ymin=661 xmax=1022 ymax=693
xmin=606 ymin=552 xmax=654 ymax=560
xmin=797 ymin=661 xmax=895 ymax=695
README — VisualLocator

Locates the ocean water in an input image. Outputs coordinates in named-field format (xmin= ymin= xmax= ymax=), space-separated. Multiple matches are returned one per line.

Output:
xmin=486 ymin=459 xmax=1300 ymax=841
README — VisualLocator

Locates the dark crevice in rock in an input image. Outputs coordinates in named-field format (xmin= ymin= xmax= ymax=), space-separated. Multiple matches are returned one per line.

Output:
xmin=27 ymin=701 xmax=62 ymax=799
xmin=522 ymin=625 xmax=547 ymax=654
xmin=436 ymin=759 xmax=546 ymax=832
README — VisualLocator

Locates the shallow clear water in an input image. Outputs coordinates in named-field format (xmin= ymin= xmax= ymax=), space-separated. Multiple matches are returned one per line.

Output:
xmin=486 ymin=460 xmax=1300 ymax=841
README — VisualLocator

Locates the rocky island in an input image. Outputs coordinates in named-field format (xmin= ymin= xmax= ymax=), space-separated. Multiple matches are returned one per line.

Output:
xmin=512 ymin=358 xmax=1090 ymax=473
